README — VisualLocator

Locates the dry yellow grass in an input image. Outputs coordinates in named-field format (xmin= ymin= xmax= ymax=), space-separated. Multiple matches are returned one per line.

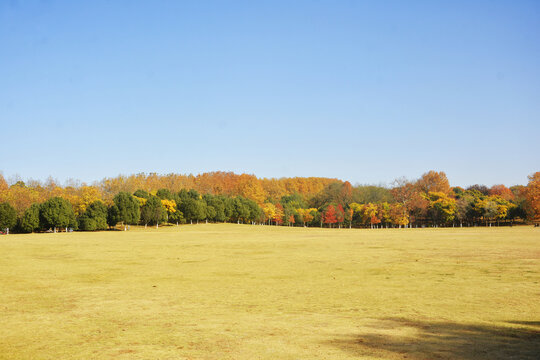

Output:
xmin=0 ymin=224 xmax=539 ymax=359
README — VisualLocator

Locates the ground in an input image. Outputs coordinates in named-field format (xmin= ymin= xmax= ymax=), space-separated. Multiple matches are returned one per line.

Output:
xmin=0 ymin=224 xmax=539 ymax=359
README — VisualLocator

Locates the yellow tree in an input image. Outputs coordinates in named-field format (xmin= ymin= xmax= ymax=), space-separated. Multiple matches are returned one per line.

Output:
xmin=424 ymin=191 xmax=457 ymax=225
xmin=389 ymin=203 xmax=409 ymax=227
xmin=133 ymin=196 xmax=147 ymax=207
xmin=262 ymin=203 xmax=277 ymax=225
xmin=297 ymin=208 xmax=317 ymax=227
xmin=363 ymin=203 xmax=380 ymax=228
xmin=161 ymin=199 xmax=176 ymax=214
xmin=161 ymin=199 xmax=177 ymax=223
xmin=2 ymin=184 xmax=40 ymax=216
xmin=349 ymin=203 xmax=364 ymax=226
xmin=235 ymin=174 xmax=266 ymax=204
xmin=71 ymin=186 xmax=103 ymax=215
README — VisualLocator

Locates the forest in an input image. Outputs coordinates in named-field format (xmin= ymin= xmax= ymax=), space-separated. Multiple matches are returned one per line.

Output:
xmin=0 ymin=170 xmax=538 ymax=233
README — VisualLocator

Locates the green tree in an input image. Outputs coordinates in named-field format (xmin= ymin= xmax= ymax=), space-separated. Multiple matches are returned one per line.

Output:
xmin=168 ymin=208 xmax=185 ymax=225
xmin=113 ymin=192 xmax=140 ymax=230
xmin=78 ymin=201 xmax=108 ymax=231
xmin=232 ymin=197 xmax=250 ymax=223
xmin=140 ymin=196 xmax=167 ymax=227
xmin=107 ymin=205 xmax=120 ymax=229
xmin=280 ymin=193 xmax=307 ymax=209
xmin=18 ymin=203 xmax=41 ymax=233
xmin=133 ymin=189 xmax=151 ymax=199
xmin=223 ymin=197 xmax=235 ymax=222
xmin=178 ymin=197 xmax=206 ymax=224
xmin=156 ymin=188 xmax=173 ymax=200
xmin=353 ymin=185 xmax=393 ymax=203
xmin=39 ymin=197 xmax=77 ymax=232
xmin=205 ymin=195 xmax=226 ymax=222
xmin=244 ymin=198 xmax=263 ymax=223
xmin=0 ymin=202 xmax=17 ymax=233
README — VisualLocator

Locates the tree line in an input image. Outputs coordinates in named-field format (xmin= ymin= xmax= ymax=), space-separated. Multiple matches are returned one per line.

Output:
xmin=0 ymin=171 xmax=538 ymax=233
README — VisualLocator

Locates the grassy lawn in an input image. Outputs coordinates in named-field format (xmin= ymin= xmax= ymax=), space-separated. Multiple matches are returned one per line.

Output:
xmin=0 ymin=224 xmax=539 ymax=359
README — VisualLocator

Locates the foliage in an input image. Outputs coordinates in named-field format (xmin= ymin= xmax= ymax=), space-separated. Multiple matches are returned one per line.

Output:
xmin=352 ymin=185 xmax=393 ymax=203
xmin=424 ymin=191 xmax=457 ymax=224
xmin=39 ymin=197 xmax=77 ymax=230
xmin=1 ymin=169 xmax=538 ymax=231
xmin=18 ymin=203 xmax=41 ymax=233
xmin=0 ymin=202 xmax=17 ymax=230
xmin=323 ymin=205 xmax=337 ymax=226
xmin=113 ymin=192 xmax=140 ymax=226
xmin=78 ymin=201 xmax=108 ymax=231
xmin=107 ymin=205 xmax=120 ymax=228
xmin=524 ymin=172 xmax=540 ymax=221
xmin=140 ymin=196 xmax=167 ymax=225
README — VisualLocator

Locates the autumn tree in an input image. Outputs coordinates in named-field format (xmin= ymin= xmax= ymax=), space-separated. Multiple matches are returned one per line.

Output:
xmin=524 ymin=172 xmax=540 ymax=222
xmin=0 ymin=174 xmax=8 ymax=192
xmin=390 ymin=177 xmax=419 ymax=227
xmin=344 ymin=207 xmax=354 ymax=228
xmin=273 ymin=203 xmax=284 ymax=225
xmin=416 ymin=171 xmax=451 ymax=195
xmin=262 ymin=203 xmax=277 ymax=225
xmin=489 ymin=185 xmax=514 ymax=201
xmin=363 ymin=203 xmax=381 ymax=228
xmin=424 ymin=191 xmax=457 ymax=225
xmin=297 ymin=208 xmax=317 ymax=227
xmin=389 ymin=203 xmax=409 ymax=228
xmin=235 ymin=174 xmax=266 ymax=204
xmin=323 ymin=205 xmax=338 ymax=228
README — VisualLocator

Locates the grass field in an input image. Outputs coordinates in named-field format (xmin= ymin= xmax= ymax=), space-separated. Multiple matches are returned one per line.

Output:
xmin=0 ymin=224 xmax=539 ymax=359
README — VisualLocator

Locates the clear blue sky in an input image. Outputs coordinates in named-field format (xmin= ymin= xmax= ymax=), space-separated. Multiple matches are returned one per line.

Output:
xmin=1 ymin=0 xmax=539 ymax=187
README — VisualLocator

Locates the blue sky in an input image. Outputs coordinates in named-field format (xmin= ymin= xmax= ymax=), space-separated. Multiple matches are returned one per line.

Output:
xmin=1 ymin=0 xmax=539 ymax=187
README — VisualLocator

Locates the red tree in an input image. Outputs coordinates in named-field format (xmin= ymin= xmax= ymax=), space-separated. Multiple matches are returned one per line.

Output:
xmin=489 ymin=184 xmax=515 ymax=201
xmin=288 ymin=215 xmax=295 ymax=226
xmin=323 ymin=205 xmax=338 ymax=228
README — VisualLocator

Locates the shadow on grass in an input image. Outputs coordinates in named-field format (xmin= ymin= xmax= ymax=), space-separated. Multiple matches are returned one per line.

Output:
xmin=326 ymin=317 xmax=540 ymax=360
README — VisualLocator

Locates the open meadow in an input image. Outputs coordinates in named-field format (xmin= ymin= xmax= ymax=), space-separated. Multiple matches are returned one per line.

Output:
xmin=0 ymin=224 xmax=539 ymax=359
